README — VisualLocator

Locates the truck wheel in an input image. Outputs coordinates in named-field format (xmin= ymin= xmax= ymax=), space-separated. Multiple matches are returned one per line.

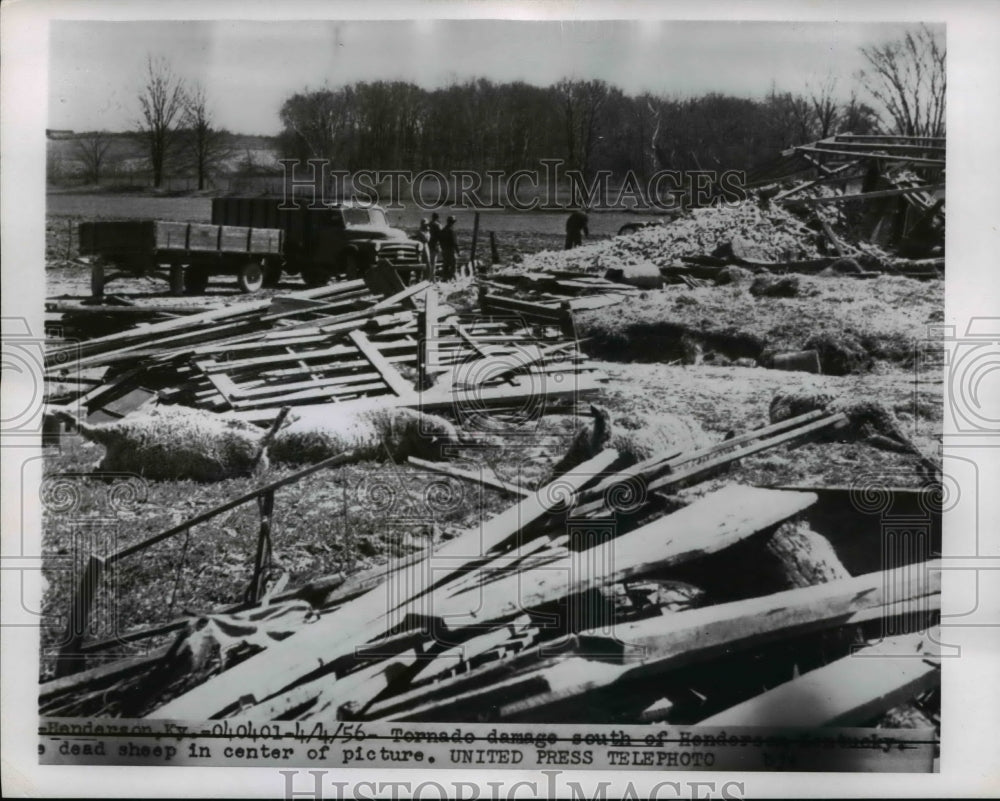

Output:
xmin=237 ymin=260 xmax=265 ymax=293
xmin=262 ymin=261 xmax=282 ymax=288
xmin=184 ymin=265 xmax=210 ymax=295
xmin=301 ymin=266 xmax=331 ymax=287
xmin=341 ymin=251 xmax=363 ymax=280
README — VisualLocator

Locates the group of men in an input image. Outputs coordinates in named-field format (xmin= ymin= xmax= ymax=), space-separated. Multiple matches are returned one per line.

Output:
xmin=414 ymin=212 xmax=460 ymax=280
xmin=413 ymin=208 xmax=589 ymax=282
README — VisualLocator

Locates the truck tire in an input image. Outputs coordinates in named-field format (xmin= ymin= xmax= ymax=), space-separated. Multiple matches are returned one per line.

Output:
xmin=184 ymin=265 xmax=210 ymax=294
xmin=262 ymin=260 xmax=282 ymax=288
xmin=301 ymin=266 xmax=331 ymax=287
xmin=341 ymin=251 xmax=363 ymax=280
xmin=237 ymin=260 xmax=265 ymax=293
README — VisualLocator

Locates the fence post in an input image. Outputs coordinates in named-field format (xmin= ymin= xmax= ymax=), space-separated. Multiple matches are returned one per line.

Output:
xmin=490 ymin=231 xmax=499 ymax=265
xmin=56 ymin=554 xmax=106 ymax=678
xmin=246 ymin=490 xmax=276 ymax=604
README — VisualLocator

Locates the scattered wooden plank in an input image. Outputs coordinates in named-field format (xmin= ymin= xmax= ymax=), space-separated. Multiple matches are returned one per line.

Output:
xmin=593 ymin=560 xmax=940 ymax=666
xmin=407 ymin=456 xmax=532 ymax=498
xmin=697 ymin=632 xmax=940 ymax=726
xmin=348 ymin=330 xmax=416 ymax=399
xmin=436 ymin=486 xmax=817 ymax=631
xmin=148 ymin=449 xmax=621 ymax=720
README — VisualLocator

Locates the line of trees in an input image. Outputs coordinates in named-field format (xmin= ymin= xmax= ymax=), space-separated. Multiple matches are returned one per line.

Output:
xmin=276 ymin=79 xmax=882 ymax=179
xmin=274 ymin=25 xmax=944 ymax=179
xmin=54 ymin=25 xmax=944 ymax=189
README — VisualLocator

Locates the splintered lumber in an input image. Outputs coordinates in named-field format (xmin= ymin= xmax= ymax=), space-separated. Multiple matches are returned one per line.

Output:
xmin=577 ymin=408 xmax=829 ymax=504
xmin=435 ymin=485 xmax=817 ymax=629
xmin=583 ymin=560 xmax=941 ymax=666
xmin=347 ymin=330 xmax=416 ymax=398
xmin=45 ymin=283 xmax=363 ymax=368
xmin=147 ymin=449 xmax=620 ymax=720
xmin=697 ymin=632 xmax=940 ymax=726
xmin=498 ymin=562 xmax=941 ymax=720
xmin=571 ymin=411 xmax=846 ymax=516
xmin=236 ymin=485 xmax=815 ymax=720
xmin=231 ymin=371 xmax=605 ymax=425
xmin=791 ymin=144 xmax=945 ymax=167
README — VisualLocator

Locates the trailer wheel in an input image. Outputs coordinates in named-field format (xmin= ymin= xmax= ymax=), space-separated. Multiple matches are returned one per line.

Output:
xmin=184 ymin=265 xmax=210 ymax=294
xmin=236 ymin=260 xmax=265 ymax=293
xmin=262 ymin=260 xmax=282 ymax=288
xmin=90 ymin=261 xmax=105 ymax=299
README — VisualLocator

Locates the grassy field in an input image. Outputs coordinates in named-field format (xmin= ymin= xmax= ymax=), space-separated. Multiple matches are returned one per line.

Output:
xmin=40 ymin=192 xmax=944 ymax=679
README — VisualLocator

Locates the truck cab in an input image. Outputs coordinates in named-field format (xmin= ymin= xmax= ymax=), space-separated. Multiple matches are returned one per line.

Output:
xmin=210 ymin=198 xmax=427 ymax=287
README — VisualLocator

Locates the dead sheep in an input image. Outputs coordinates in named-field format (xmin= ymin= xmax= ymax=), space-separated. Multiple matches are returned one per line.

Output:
xmin=268 ymin=406 xmax=467 ymax=465
xmin=68 ymin=405 xmax=266 ymax=482
xmin=548 ymin=404 xmax=711 ymax=479
xmin=67 ymin=404 xmax=472 ymax=482
xmin=768 ymin=390 xmax=939 ymax=477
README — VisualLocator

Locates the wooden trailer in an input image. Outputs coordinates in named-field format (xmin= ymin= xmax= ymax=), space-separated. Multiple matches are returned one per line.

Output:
xmin=79 ymin=220 xmax=285 ymax=297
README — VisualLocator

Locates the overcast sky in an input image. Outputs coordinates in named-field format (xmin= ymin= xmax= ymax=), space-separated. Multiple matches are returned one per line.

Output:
xmin=49 ymin=19 xmax=930 ymax=135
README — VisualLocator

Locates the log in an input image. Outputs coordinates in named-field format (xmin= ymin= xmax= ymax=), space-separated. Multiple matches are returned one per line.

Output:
xmin=764 ymin=520 xmax=851 ymax=589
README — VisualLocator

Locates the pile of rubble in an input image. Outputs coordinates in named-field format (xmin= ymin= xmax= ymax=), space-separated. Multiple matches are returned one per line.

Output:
xmin=41 ymin=410 xmax=941 ymax=726
xmin=522 ymin=199 xmax=819 ymax=275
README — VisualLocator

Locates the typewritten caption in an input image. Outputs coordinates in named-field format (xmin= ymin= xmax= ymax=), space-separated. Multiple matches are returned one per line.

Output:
xmin=39 ymin=719 xmax=935 ymax=772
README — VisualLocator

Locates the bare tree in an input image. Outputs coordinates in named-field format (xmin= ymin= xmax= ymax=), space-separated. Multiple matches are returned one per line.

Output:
xmin=840 ymin=90 xmax=881 ymax=136
xmin=137 ymin=56 xmax=187 ymax=187
xmin=859 ymin=24 xmax=946 ymax=137
xmin=181 ymin=85 xmax=232 ymax=190
xmin=808 ymin=75 xmax=842 ymax=139
xmin=72 ymin=131 xmax=116 ymax=184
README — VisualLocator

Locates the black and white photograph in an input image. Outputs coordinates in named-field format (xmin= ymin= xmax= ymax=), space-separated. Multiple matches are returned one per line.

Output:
xmin=2 ymin=1 xmax=998 ymax=797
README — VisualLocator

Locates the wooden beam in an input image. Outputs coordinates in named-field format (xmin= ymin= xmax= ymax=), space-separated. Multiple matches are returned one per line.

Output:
xmin=698 ymin=632 xmax=940 ymax=726
xmin=793 ymin=144 xmax=945 ymax=167
xmin=407 ymin=456 xmax=532 ymax=498
xmin=436 ymin=485 xmax=817 ymax=631
xmin=779 ymin=184 xmax=946 ymax=206
xmin=348 ymin=329 xmax=416 ymax=398
xmin=593 ymin=560 xmax=940 ymax=666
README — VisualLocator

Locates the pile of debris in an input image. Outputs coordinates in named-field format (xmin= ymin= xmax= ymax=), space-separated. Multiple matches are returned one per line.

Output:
xmin=521 ymin=200 xmax=819 ymax=276
xmin=517 ymin=134 xmax=944 ymax=283
xmin=40 ymin=413 xmax=941 ymax=726
xmin=45 ymin=272 xmax=606 ymax=429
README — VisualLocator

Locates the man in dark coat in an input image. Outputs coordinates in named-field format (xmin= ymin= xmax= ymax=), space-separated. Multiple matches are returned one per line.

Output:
xmin=439 ymin=215 xmax=460 ymax=280
xmin=565 ymin=209 xmax=589 ymax=249
xmin=428 ymin=212 xmax=443 ymax=272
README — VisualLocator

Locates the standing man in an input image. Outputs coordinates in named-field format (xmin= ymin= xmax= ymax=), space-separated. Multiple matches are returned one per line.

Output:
xmin=428 ymin=212 xmax=443 ymax=274
xmin=439 ymin=215 xmax=460 ymax=281
xmin=565 ymin=208 xmax=589 ymax=250
xmin=414 ymin=218 xmax=432 ymax=279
